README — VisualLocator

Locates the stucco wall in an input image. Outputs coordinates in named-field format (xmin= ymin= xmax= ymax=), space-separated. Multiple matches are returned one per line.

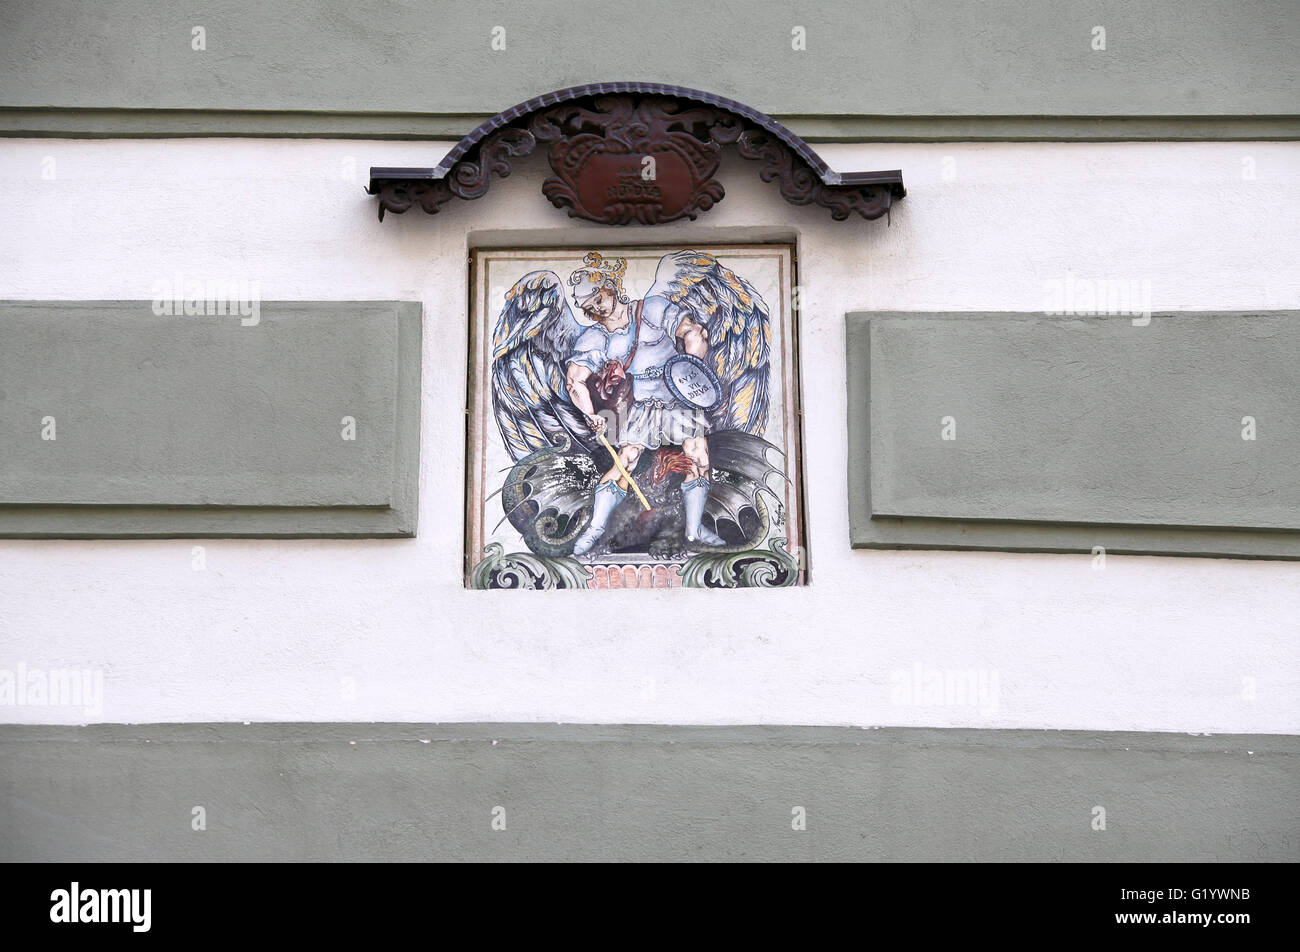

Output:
xmin=0 ymin=137 xmax=1297 ymax=731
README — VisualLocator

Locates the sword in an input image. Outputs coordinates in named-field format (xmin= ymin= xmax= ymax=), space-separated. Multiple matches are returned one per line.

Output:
xmin=597 ymin=432 xmax=652 ymax=511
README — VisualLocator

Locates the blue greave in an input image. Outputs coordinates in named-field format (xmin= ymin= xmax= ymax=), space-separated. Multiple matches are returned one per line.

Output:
xmin=682 ymin=477 xmax=722 ymax=544
xmin=573 ymin=480 xmax=627 ymax=555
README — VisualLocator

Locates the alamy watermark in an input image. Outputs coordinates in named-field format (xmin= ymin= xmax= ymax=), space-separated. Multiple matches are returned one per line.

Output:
xmin=890 ymin=663 xmax=1000 ymax=716
xmin=0 ymin=662 xmax=103 ymax=717
xmin=1043 ymin=273 xmax=1152 ymax=325
xmin=151 ymin=272 xmax=261 ymax=326
xmin=50 ymin=883 xmax=150 ymax=932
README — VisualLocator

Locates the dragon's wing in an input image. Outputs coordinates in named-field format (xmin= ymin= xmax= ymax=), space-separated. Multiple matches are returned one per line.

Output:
xmin=647 ymin=251 xmax=772 ymax=435
xmin=490 ymin=270 xmax=595 ymax=461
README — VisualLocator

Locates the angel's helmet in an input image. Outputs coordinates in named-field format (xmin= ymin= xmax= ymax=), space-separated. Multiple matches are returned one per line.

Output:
xmin=569 ymin=252 xmax=630 ymax=320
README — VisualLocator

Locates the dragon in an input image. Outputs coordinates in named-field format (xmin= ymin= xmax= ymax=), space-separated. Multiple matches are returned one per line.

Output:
xmin=495 ymin=429 xmax=786 ymax=559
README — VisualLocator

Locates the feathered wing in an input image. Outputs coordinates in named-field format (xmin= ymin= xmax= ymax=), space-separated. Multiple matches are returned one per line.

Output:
xmin=646 ymin=251 xmax=772 ymax=436
xmin=490 ymin=270 xmax=595 ymax=461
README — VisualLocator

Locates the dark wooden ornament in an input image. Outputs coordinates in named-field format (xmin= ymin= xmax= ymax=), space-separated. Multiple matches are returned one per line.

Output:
xmin=368 ymin=84 xmax=904 ymax=225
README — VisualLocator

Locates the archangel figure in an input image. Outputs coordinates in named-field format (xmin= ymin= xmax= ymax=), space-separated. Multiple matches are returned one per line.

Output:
xmin=490 ymin=250 xmax=782 ymax=561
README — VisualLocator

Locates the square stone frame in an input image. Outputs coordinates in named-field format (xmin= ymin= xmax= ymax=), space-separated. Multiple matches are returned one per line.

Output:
xmin=465 ymin=244 xmax=810 ymax=584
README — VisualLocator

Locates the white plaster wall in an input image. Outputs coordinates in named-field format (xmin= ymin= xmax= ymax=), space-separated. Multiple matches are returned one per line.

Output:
xmin=0 ymin=138 xmax=1297 ymax=731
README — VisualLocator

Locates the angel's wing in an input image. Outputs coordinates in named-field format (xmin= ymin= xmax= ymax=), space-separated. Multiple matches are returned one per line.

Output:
xmin=490 ymin=270 xmax=594 ymax=461
xmin=647 ymin=251 xmax=771 ymax=436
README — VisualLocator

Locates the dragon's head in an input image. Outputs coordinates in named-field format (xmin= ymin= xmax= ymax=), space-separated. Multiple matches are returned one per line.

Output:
xmin=651 ymin=448 xmax=695 ymax=484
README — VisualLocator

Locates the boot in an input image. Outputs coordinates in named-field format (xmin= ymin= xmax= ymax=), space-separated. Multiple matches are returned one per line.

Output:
xmin=682 ymin=477 xmax=725 ymax=547
xmin=572 ymin=480 xmax=627 ymax=556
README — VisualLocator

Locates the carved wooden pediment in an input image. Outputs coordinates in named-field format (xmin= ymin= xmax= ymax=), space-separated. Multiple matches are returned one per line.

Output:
xmin=368 ymin=83 xmax=904 ymax=225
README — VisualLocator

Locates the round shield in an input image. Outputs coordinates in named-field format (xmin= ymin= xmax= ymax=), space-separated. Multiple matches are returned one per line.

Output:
xmin=664 ymin=353 xmax=723 ymax=411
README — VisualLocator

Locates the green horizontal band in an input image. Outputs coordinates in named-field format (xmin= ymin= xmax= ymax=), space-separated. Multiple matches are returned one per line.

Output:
xmin=1 ymin=723 xmax=1295 ymax=862
xmin=2 ymin=108 xmax=1297 ymax=141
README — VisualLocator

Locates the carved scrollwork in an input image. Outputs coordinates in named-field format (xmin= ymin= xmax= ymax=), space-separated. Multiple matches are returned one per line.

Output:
xmin=374 ymin=127 xmax=537 ymax=221
xmin=735 ymin=130 xmax=894 ymax=221
xmin=374 ymin=180 xmax=451 ymax=220
xmin=448 ymin=127 xmax=536 ymax=200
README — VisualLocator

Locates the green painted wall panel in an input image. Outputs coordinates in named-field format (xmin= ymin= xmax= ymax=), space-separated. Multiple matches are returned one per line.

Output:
xmin=0 ymin=301 xmax=421 ymax=537
xmin=847 ymin=312 xmax=1300 ymax=560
